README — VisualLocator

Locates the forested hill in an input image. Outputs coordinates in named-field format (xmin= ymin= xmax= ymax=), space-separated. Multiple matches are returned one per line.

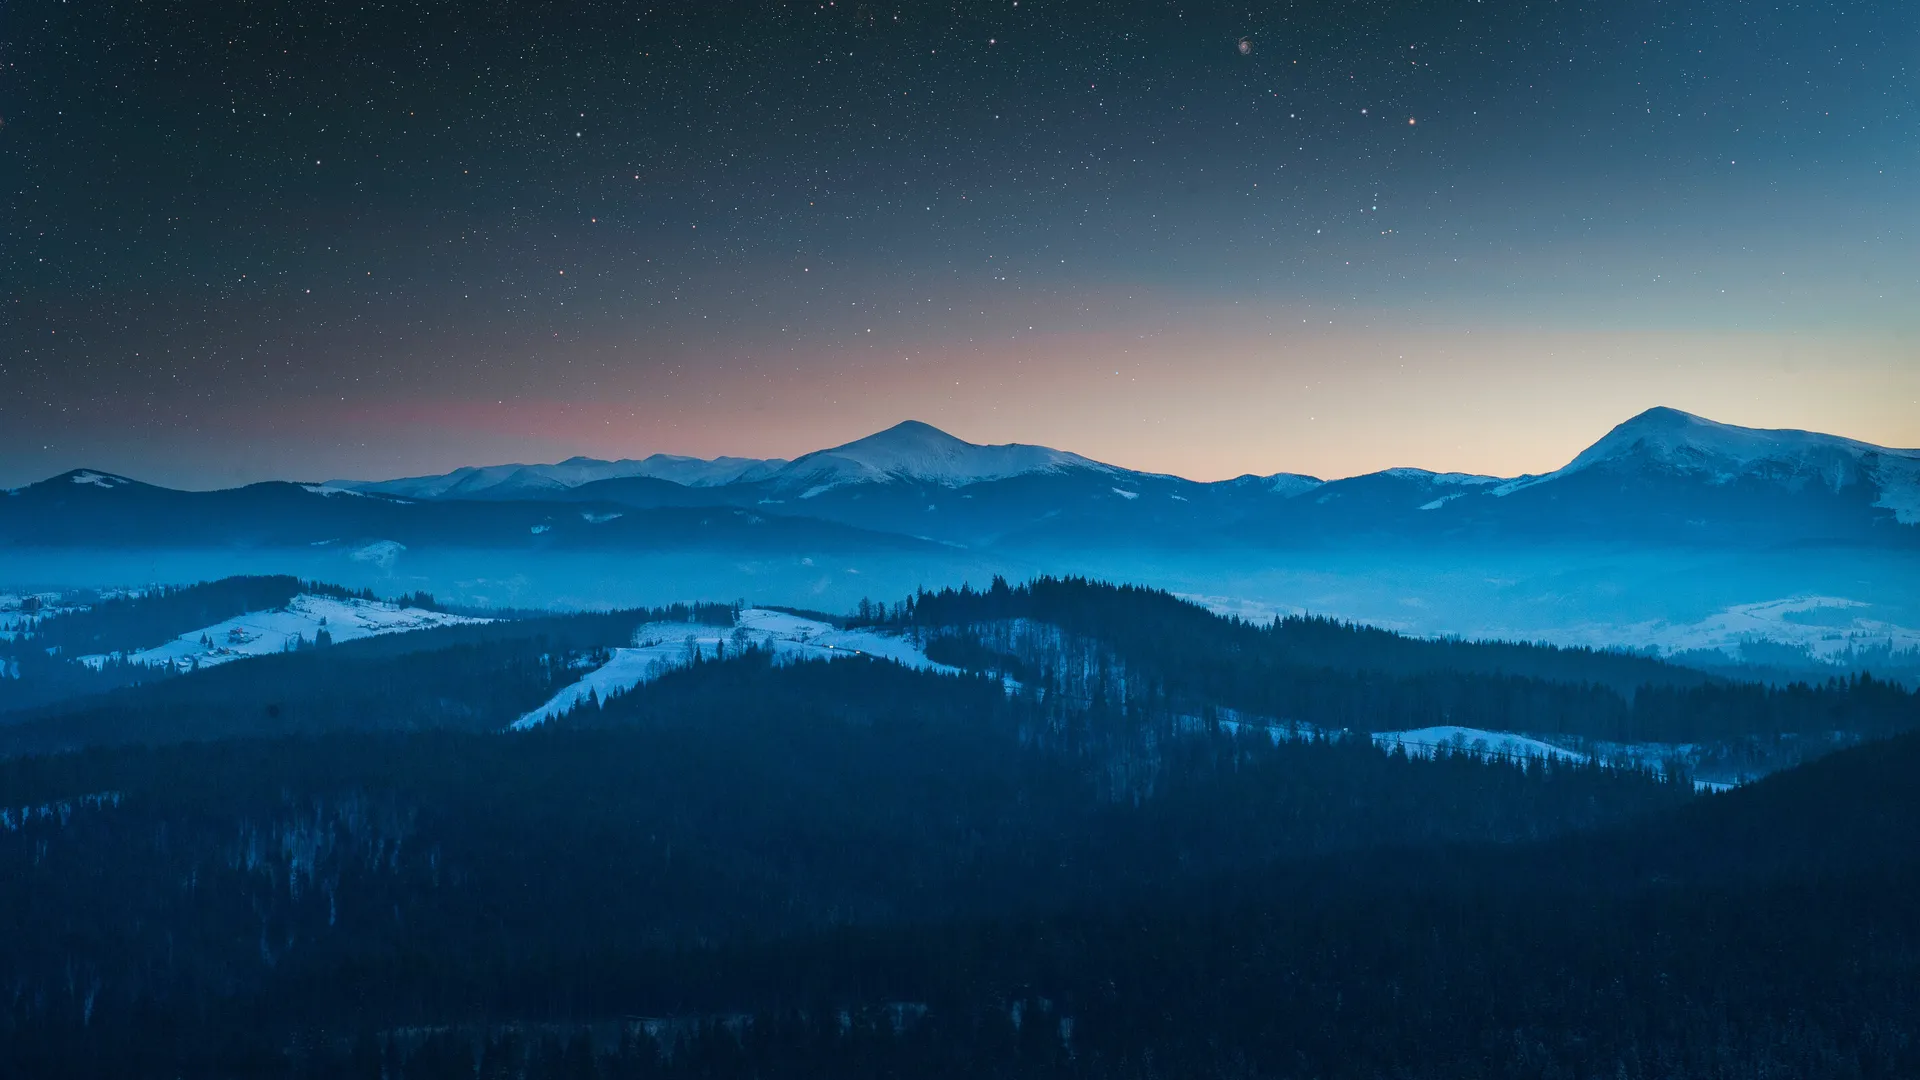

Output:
xmin=24 ymin=576 xmax=367 ymax=657
xmin=0 ymin=650 xmax=1913 ymax=1077
xmin=0 ymin=573 xmax=1917 ymax=1076
xmin=876 ymin=577 xmax=1920 ymax=745
xmin=1 ymin=576 xmax=399 ymax=713
xmin=0 ymin=650 xmax=1692 ymax=1077
xmin=889 ymin=576 xmax=1712 ymax=695
xmin=6 ymin=574 xmax=1918 ymax=754
xmin=0 ymin=601 xmax=736 ymax=755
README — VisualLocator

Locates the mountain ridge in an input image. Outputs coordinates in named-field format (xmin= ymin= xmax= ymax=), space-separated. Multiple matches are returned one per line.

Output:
xmin=12 ymin=408 xmax=1916 ymax=552
xmin=321 ymin=407 xmax=1917 ymax=502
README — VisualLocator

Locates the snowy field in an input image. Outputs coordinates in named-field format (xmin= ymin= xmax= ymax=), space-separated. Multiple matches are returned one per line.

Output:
xmin=512 ymin=608 xmax=963 ymax=730
xmin=77 ymin=595 xmax=487 ymax=673
xmin=9 ymin=543 xmax=1916 ymax=674
xmin=1183 ymin=586 xmax=1920 ymax=671
xmin=0 ymin=593 xmax=86 ymax=642
xmin=1600 ymin=595 xmax=1920 ymax=662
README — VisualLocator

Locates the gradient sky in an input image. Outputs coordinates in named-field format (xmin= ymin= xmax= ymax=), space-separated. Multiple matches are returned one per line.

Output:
xmin=4 ymin=0 xmax=1916 ymax=489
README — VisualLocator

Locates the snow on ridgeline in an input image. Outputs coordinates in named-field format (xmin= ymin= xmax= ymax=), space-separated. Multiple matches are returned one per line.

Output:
xmin=510 ymin=608 xmax=963 ymax=731
xmin=332 ymin=453 xmax=787 ymax=499
xmin=1371 ymin=726 xmax=1583 ymax=765
xmin=510 ymin=608 xmax=1741 ymax=791
xmin=1490 ymin=406 xmax=1920 ymax=522
xmin=78 ymin=595 xmax=488 ymax=673
xmin=778 ymin=420 xmax=1112 ymax=498
xmin=1174 ymin=590 xmax=1920 ymax=670
xmin=1370 ymin=725 xmax=1735 ymax=793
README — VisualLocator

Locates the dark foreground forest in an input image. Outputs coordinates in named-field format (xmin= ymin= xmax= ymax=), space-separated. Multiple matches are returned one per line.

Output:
xmin=0 ymin=577 xmax=1916 ymax=1078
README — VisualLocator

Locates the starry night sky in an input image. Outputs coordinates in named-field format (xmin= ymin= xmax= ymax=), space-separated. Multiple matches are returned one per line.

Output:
xmin=4 ymin=0 xmax=1915 ymax=488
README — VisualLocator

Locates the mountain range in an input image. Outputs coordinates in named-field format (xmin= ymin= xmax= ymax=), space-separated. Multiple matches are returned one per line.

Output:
xmin=5 ymin=407 xmax=1916 ymax=553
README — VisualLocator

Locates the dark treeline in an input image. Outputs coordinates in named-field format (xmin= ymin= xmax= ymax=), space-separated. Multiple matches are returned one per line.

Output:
xmin=0 ymin=652 xmax=1700 ymax=1076
xmin=347 ymin=852 xmax=1918 ymax=1080
xmin=25 ymin=576 xmax=363 ymax=656
xmin=1673 ymin=637 xmax=1920 ymax=690
xmin=10 ymin=574 xmax=1915 ymax=762
xmin=867 ymin=576 xmax=1706 ymax=693
xmin=1626 ymin=674 xmax=1920 ymax=743
xmin=874 ymin=577 xmax=1920 ymax=744
xmin=0 ymin=660 xmax=1912 ymax=1078
xmin=1 ymin=576 xmax=1916 ymax=1076
xmin=1 ymin=577 xmax=391 ymax=713
xmin=0 ymin=603 xmax=735 ymax=754
xmin=0 ymin=642 xmax=165 ymax=714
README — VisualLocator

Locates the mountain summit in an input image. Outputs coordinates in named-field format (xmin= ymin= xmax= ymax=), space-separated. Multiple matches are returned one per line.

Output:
xmin=771 ymin=420 xmax=1110 ymax=495
xmin=334 ymin=453 xmax=787 ymax=499
xmin=39 ymin=408 xmax=1905 ymax=554
xmin=1497 ymin=407 xmax=1920 ymax=523
xmin=1571 ymin=406 xmax=1904 ymax=476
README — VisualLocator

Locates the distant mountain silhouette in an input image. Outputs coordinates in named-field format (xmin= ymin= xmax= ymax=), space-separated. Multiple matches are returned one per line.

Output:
xmin=10 ymin=408 xmax=1916 ymax=551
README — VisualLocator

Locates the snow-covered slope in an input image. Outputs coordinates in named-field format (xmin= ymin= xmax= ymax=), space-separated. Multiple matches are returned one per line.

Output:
xmin=1227 ymin=472 xmax=1325 ymax=497
xmin=4 ymin=469 xmax=148 ymax=496
xmin=1494 ymin=407 xmax=1920 ymax=522
xmin=511 ymin=608 xmax=964 ymax=729
xmin=1370 ymin=725 xmax=1733 ymax=791
xmin=77 ymin=595 xmax=487 ymax=672
xmin=1381 ymin=468 xmax=1503 ymax=487
xmin=65 ymin=470 xmax=138 ymax=490
xmin=771 ymin=421 xmax=1114 ymax=497
xmin=1572 ymin=595 xmax=1920 ymax=664
xmin=334 ymin=453 xmax=786 ymax=499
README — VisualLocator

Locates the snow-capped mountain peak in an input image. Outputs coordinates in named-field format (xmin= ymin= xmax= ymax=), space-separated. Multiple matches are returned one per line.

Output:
xmin=1565 ymin=406 xmax=1869 ymax=477
xmin=333 ymin=453 xmax=788 ymax=498
xmin=1262 ymin=473 xmax=1326 ymax=497
xmin=1493 ymin=406 xmax=1920 ymax=522
xmin=1380 ymin=467 xmax=1502 ymax=486
xmin=775 ymin=420 xmax=1111 ymax=495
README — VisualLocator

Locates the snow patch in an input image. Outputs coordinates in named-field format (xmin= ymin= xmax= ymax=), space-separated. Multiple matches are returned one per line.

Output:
xmin=511 ymin=608 xmax=966 ymax=730
xmin=1264 ymin=473 xmax=1325 ymax=497
xmin=348 ymin=540 xmax=406 ymax=569
xmin=76 ymin=595 xmax=487 ymax=673
xmin=1372 ymin=726 xmax=1725 ymax=790
xmin=70 ymin=471 xmax=130 ymax=489
xmin=1874 ymin=459 xmax=1920 ymax=525
xmin=1383 ymin=468 xmax=1501 ymax=486
xmin=1583 ymin=596 xmax=1920 ymax=663
xmin=1373 ymin=726 xmax=1584 ymax=764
